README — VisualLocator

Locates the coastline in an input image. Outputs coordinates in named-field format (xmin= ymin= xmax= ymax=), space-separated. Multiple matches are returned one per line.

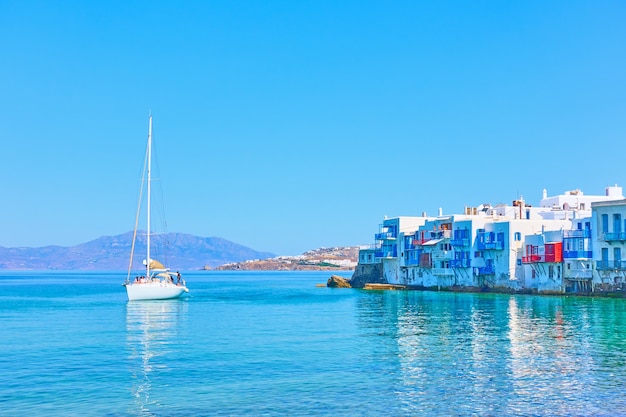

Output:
xmin=330 ymin=263 xmax=626 ymax=298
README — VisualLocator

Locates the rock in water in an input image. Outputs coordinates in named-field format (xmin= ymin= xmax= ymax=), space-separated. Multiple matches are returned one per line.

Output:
xmin=349 ymin=263 xmax=385 ymax=288
xmin=327 ymin=275 xmax=352 ymax=288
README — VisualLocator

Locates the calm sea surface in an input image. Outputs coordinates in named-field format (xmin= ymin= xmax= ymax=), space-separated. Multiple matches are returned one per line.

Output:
xmin=1 ymin=271 xmax=626 ymax=416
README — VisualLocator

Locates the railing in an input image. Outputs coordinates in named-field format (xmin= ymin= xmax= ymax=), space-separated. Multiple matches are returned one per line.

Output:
xmin=563 ymin=229 xmax=591 ymax=238
xmin=522 ymin=255 xmax=543 ymax=263
xmin=563 ymin=250 xmax=593 ymax=259
xmin=432 ymin=250 xmax=453 ymax=260
xmin=478 ymin=241 xmax=504 ymax=250
xmin=405 ymin=258 xmax=420 ymax=266
xmin=375 ymin=246 xmax=397 ymax=258
xmin=596 ymin=260 xmax=626 ymax=270
xmin=522 ymin=253 xmax=564 ymax=263
xmin=375 ymin=231 xmax=397 ymax=240
xmin=478 ymin=265 xmax=496 ymax=275
xmin=427 ymin=230 xmax=452 ymax=240
xmin=604 ymin=232 xmax=626 ymax=242
xmin=476 ymin=231 xmax=504 ymax=250
xmin=359 ymin=256 xmax=381 ymax=264
xmin=450 ymin=238 xmax=470 ymax=247
xmin=450 ymin=259 xmax=471 ymax=268
xmin=564 ymin=269 xmax=593 ymax=279
xmin=433 ymin=268 xmax=454 ymax=276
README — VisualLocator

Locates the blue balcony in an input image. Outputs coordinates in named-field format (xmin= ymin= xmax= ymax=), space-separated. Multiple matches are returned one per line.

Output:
xmin=563 ymin=250 xmax=592 ymax=259
xmin=375 ymin=224 xmax=398 ymax=241
xmin=476 ymin=231 xmax=504 ymax=251
xmin=452 ymin=229 xmax=469 ymax=247
xmin=428 ymin=230 xmax=452 ymax=240
xmin=481 ymin=241 xmax=504 ymax=250
xmin=604 ymin=232 xmax=626 ymax=241
xmin=450 ymin=259 xmax=471 ymax=268
xmin=478 ymin=265 xmax=496 ymax=275
xmin=404 ymin=236 xmax=423 ymax=250
xmin=375 ymin=231 xmax=397 ymax=240
xmin=375 ymin=247 xmax=398 ymax=259
xmin=405 ymin=248 xmax=422 ymax=265
xmin=450 ymin=238 xmax=470 ymax=247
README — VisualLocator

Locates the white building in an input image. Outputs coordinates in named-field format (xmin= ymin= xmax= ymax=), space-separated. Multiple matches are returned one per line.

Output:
xmin=592 ymin=198 xmax=626 ymax=289
xmin=355 ymin=185 xmax=625 ymax=294
xmin=562 ymin=217 xmax=593 ymax=292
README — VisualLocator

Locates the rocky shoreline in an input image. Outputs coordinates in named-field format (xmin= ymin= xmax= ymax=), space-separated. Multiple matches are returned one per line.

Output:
xmin=327 ymin=268 xmax=626 ymax=298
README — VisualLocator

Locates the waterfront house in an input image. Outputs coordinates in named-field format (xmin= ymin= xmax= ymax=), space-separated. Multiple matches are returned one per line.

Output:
xmin=592 ymin=198 xmax=626 ymax=290
xmin=521 ymin=230 xmax=564 ymax=292
xmin=355 ymin=186 xmax=625 ymax=294
xmin=562 ymin=217 xmax=593 ymax=292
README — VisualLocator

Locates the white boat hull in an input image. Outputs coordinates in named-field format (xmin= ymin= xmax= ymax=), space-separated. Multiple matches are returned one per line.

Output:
xmin=124 ymin=282 xmax=189 ymax=301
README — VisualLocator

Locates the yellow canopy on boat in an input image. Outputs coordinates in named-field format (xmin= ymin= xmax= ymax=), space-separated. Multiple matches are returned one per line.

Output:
xmin=147 ymin=259 xmax=166 ymax=270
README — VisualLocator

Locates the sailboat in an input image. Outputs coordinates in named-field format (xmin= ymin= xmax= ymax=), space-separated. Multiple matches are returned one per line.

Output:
xmin=123 ymin=115 xmax=189 ymax=301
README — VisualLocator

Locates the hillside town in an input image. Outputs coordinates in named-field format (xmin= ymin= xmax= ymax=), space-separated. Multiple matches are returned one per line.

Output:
xmin=353 ymin=185 xmax=626 ymax=294
xmin=214 ymin=246 xmax=358 ymax=271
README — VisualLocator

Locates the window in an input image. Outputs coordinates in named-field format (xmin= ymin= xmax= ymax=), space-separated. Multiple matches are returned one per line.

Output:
xmin=475 ymin=251 xmax=482 ymax=258
xmin=549 ymin=265 xmax=554 ymax=278
xmin=602 ymin=248 xmax=609 ymax=262
xmin=602 ymin=214 xmax=609 ymax=233
xmin=514 ymin=232 xmax=521 ymax=241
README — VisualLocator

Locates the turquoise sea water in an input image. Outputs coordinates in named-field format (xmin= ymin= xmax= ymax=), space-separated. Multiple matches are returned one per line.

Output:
xmin=1 ymin=271 xmax=626 ymax=416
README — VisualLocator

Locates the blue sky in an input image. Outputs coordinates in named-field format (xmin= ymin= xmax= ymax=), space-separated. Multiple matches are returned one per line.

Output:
xmin=1 ymin=1 xmax=625 ymax=255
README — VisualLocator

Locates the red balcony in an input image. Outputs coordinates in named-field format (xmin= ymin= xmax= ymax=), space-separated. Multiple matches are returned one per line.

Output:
xmin=522 ymin=255 xmax=543 ymax=263
xmin=544 ymin=242 xmax=563 ymax=263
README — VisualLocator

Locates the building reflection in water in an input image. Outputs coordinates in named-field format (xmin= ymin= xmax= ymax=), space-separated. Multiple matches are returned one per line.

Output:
xmin=506 ymin=296 xmax=598 ymax=415
xmin=352 ymin=290 xmax=623 ymax=416
xmin=125 ymin=300 xmax=187 ymax=415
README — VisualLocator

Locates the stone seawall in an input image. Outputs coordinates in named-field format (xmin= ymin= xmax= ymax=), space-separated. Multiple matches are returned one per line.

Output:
xmin=349 ymin=263 xmax=386 ymax=288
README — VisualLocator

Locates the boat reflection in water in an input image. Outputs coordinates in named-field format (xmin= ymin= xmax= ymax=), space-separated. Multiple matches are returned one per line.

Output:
xmin=125 ymin=300 xmax=187 ymax=415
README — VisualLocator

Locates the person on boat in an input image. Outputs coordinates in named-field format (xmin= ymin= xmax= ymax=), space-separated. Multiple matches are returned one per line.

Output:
xmin=176 ymin=272 xmax=181 ymax=285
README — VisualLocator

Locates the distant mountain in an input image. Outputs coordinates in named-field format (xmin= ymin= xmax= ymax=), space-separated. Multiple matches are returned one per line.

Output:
xmin=0 ymin=232 xmax=275 ymax=270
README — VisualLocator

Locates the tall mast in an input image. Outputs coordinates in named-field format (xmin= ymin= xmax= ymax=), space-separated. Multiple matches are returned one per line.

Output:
xmin=146 ymin=115 xmax=152 ymax=279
